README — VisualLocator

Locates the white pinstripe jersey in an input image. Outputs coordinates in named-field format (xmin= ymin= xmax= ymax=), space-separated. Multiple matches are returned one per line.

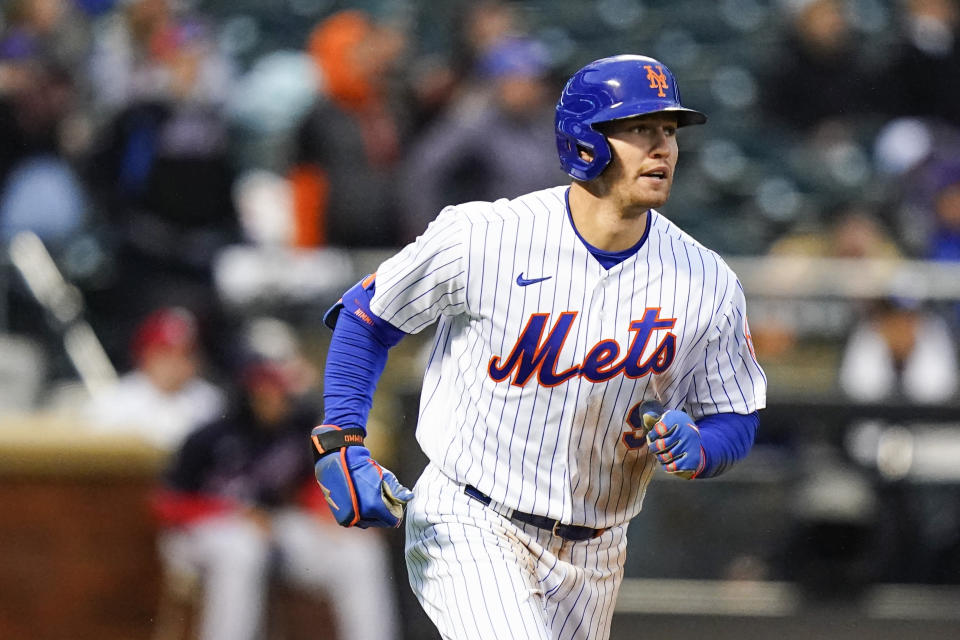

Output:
xmin=370 ymin=185 xmax=767 ymax=529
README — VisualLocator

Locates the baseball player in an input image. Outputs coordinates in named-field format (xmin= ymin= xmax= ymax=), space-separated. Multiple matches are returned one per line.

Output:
xmin=311 ymin=54 xmax=767 ymax=640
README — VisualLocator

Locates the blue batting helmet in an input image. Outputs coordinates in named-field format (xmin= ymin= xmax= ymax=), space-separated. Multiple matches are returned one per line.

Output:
xmin=555 ymin=55 xmax=706 ymax=181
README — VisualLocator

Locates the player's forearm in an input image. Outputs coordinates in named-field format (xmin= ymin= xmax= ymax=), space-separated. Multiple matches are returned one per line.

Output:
xmin=322 ymin=311 xmax=392 ymax=431
xmin=695 ymin=411 xmax=759 ymax=478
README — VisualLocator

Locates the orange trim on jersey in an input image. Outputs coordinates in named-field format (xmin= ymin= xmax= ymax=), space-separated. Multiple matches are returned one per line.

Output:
xmin=490 ymin=308 xmax=679 ymax=388
xmin=621 ymin=308 xmax=677 ymax=379
xmin=534 ymin=316 xmax=580 ymax=388
xmin=487 ymin=312 xmax=580 ymax=387
xmin=487 ymin=312 xmax=548 ymax=381
xmin=649 ymin=331 xmax=678 ymax=370
xmin=361 ymin=273 xmax=377 ymax=288
xmin=580 ymin=338 xmax=622 ymax=377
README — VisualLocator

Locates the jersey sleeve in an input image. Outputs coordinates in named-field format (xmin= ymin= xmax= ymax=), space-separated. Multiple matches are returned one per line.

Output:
xmin=369 ymin=206 xmax=468 ymax=334
xmin=683 ymin=279 xmax=767 ymax=419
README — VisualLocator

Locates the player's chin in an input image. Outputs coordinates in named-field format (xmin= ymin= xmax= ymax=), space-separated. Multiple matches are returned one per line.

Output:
xmin=635 ymin=177 xmax=671 ymax=197
xmin=634 ymin=186 xmax=671 ymax=209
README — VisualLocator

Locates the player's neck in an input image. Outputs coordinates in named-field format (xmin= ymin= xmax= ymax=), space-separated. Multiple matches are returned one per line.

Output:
xmin=568 ymin=182 xmax=649 ymax=252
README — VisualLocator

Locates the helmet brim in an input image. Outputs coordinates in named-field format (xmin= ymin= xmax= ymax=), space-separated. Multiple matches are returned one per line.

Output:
xmin=672 ymin=108 xmax=708 ymax=127
xmin=596 ymin=107 xmax=707 ymax=128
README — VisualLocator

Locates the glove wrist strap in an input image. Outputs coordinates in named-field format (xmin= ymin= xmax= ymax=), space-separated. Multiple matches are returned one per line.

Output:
xmin=311 ymin=426 xmax=365 ymax=460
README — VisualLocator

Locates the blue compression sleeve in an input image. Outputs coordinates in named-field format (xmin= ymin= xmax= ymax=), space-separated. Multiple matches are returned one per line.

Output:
xmin=322 ymin=310 xmax=400 ymax=432
xmin=321 ymin=275 xmax=407 ymax=432
xmin=696 ymin=411 xmax=759 ymax=478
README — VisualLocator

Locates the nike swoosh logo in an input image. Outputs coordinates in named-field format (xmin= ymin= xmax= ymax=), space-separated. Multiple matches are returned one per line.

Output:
xmin=516 ymin=273 xmax=552 ymax=287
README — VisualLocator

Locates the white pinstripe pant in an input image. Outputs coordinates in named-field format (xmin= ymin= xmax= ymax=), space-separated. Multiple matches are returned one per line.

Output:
xmin=405 ymin=463 xmax=628 ymax=640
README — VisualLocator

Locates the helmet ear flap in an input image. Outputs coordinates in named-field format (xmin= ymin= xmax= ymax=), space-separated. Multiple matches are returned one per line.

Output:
xmin=556 ymin=120 xmax=611 ymax=181
xmin=555 ymin=54 xmax=705 ymax=181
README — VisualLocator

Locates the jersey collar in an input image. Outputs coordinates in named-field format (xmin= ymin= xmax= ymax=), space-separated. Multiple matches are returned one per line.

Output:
xmin=564 ymin=187 xmax=653 ymax=269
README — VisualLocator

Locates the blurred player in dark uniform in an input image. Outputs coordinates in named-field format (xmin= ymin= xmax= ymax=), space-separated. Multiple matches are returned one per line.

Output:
xmin=153 ymin=360 xmax=400 ymax=640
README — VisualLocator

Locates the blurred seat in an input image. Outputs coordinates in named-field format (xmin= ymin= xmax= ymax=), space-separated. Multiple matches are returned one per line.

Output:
xmin=0 ymin=334 xmax=47 ymax=412
xmin=152 ymin=563 xmax=339 ymax=640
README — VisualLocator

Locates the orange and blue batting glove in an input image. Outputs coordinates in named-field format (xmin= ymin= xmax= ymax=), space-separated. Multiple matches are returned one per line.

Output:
xmin=311 ymin=425 xmax=413 ymax=528
xmin=646 ymin=409 xmax=706 ymax=479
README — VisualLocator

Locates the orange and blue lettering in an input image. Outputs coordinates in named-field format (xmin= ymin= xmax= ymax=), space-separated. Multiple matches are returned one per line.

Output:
xmin=488 ymin=312 xmax=579 ymax=387
xmin=488 ymin=308 xmax=677 ymax=387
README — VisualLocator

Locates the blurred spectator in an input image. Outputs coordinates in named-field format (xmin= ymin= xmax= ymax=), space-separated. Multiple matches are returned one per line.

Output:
xmin=0 ymin=7 xmax=98 ymax=363
xmin=453 ymin=0 xmax=522 ymax=74
xmin=768 ymin=201 xmax=902 ymax=258
xmin=828 ymin=205 xmax=902 ymax=258
xmin=755 ymin=204 xmax=902 ymax=364
xmin=232 ymin=168 xmax=296 ymax=247
xmin=84 ymin=307 xmax=226 ymax=451
xmin=881 ymin=0 xmax=960 ymax=127
xmin=0 ymin=13 xmax=89 ymax=247
xmin=84 ymin=9 xmax=239 ymax=359
xmin=0 ymin=156 xmax=89 ymax=247
xmin=839 ymin=297 xmax=959 ymax=404
xmin=871 ymin=116 xmax=960 ymax=253
xmin=225 ymin=51 xmax=320 ymax=174
xmin=288 ymin=9 xmax=410 ymax=248
xmin=1 ymin=0 xmax=92 ymax=79
xmin=399 ymin=36 xmax=565 ymax=240
xmin=889 ymin=148 xmax=960 ymax=261
xmin=405 ymin=0 xmax=523 ymax=136
xmin=761 ymin=0 xmax=885 ymax=132
xmin=86 ymin=0 xmax=174 ymax=123
xmin=241 ymin=315 xmax=320 ymax=404
xmin=86 ymin=0 xmax=233 ymax=121
xmin=925 ymin=163 xmax=960 ymax=261
xmin=152 ymin=359 xmax=400 ymax=640
xmin=88 ymin=14 xmax=237 ymax=239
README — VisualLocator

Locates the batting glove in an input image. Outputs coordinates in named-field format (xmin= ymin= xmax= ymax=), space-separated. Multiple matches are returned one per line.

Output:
xmin=646 ymin=409 xmax=706 ymax=479
xmin=311 ymin=425 xmax=413 ymax=528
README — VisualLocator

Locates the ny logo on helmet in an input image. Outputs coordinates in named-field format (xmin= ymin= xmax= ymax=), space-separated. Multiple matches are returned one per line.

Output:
xmin=644 ymin=65 xmax=668 ymax=97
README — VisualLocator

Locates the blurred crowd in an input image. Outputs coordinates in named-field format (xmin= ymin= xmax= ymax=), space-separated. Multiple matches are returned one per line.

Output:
xmin=0 ymin=0 xmax=576 ymax=399
xmin=0 ymin=0 xmax=957 ymax=407
xmin=1 ymin=0 xmax=960 ymax=632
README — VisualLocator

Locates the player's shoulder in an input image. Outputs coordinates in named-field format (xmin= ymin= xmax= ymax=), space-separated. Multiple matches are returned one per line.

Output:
xmin=444 ymin=185 xmax=568 ymax=227
xmin=651 ymin=210 xmax=739 ymax=281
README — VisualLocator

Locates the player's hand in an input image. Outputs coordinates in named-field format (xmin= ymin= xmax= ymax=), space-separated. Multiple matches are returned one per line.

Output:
xmin=311 ymin=425 xmax=413 ymax=528
xmin=646 ymin=409 xmax=705 ymax=479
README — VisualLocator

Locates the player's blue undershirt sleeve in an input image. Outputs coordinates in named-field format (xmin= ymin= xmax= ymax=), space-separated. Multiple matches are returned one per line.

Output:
xmin=696 ymin=411 xmax=759 ymax=478
xmin=322 ymin=277 xmax=406 ymax=432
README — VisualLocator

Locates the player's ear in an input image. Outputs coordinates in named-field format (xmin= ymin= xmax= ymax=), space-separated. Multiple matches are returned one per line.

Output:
xmin=578 ymin=145 xmax=594 ymax=162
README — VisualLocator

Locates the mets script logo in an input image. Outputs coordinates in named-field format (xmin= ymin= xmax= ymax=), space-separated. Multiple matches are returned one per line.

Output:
xmin=488 ymin=308 xmax=677 ymax=387
xmin=644 ymin=65 xmax=668 ymax=97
